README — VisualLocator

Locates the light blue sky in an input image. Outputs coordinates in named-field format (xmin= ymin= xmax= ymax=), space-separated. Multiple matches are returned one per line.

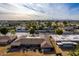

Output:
xmin=0 ymin=3 xmax=79 ymax=20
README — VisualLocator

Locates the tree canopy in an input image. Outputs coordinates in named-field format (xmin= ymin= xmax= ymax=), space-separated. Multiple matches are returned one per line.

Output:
xmin=55 ymin=28 xmax=63 ymax=35
xmin=29 ymin=27 xmax=35 ymax=34
xmin=0 ymin=27 xmax=8 ymax=35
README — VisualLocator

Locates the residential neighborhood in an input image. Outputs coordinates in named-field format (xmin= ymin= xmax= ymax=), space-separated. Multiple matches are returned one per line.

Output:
xmin=0 ymin=20 xmax=79 ymax=56
xmin=0 ymin=3 xmax=79 ymax=56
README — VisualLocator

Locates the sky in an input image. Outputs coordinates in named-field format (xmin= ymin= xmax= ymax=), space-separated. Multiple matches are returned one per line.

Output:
xmin=0 ymin=3 xmax=79 ymax=20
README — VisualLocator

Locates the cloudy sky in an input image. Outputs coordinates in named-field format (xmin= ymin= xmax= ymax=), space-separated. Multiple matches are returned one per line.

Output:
xmin=0 ymin=3 xmax=79 ymax=20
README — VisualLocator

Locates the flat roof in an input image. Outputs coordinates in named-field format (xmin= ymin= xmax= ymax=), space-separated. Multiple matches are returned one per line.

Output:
xmin=57 ymin=42 xmax=77 ymax=45
xmin=51 ymin=35 xmax=79 ymax=41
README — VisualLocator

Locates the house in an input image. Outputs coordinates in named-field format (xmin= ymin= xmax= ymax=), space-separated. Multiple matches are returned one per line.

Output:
xmin=74 ymin=25 xmax=79 ymax=29
xmin=0 ymin=36 xmax=17 ymax=46
xmin=51 ymin=35 xmax=79 ymax=42
xmin=8 ymin=37 xmax=53 ymax=53
xmin=57 ymin=42 xmax=77 ymax=49
xmin=41 ymin=40 xmax=54 ymax=53
xmin=64 ymin=26 xmax=74 ymax=31
xmin=16 ymin=26 xmax=26 ymax=32
xmin=51 ymin=35 xmax=78 ymax=49
xmin=69 ymin=35 xmax=79 ymax=43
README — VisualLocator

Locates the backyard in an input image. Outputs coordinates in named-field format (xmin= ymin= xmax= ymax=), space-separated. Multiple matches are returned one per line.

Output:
xmin=0 ymin=44 xmax=79 ymax=56
xmin=0 ymin=46 xmax=44 ymax=56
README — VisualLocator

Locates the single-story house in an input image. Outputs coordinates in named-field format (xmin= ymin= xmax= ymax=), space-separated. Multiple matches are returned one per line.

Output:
xmin=51 ymin=35 xmax=78 ymax=49
xmin=64 ymin=26 xmax=74 ymax=31
xmin=0 ymin=36 xmax=17 ymax=46
xmin=8 ymin=37 xmax=53 ymax=53
xmin=16 ymin=26 xmax=26 ymax=32
xmin=41 ymin=40 xmax=54 ymax=53
xmin=51 ymin=35 xmax=79 ymax=42
xmin=57 ymin=42 xmax=77 ymax=49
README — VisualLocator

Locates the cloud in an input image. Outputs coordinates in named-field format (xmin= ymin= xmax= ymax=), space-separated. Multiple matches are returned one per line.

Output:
xmin=0 ymin=3 xmax=79 ymax=20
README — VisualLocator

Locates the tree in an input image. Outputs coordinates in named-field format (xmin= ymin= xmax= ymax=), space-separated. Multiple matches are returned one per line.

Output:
xmin=10 ymin=30 xmax=16 ymax=35
xmin=29 ymin=27 xmax=35 ymax=34
xmin=53 ymin=24 xmax=58 ymax=29
xmin=38 ymin=25 xmax=44 ymax=30
xmin=46 ymin=22 xmax=52 ymax=27
xmin=32 ymin=25 xmax=37 ymax=30
xmin=63 ymin=21 xmax=68 ymax=26
xmin=69 ymin=44 xmax=79 ymax=56
xmin=55 ymin=28 xmax=63 ymax=35
xmin=0 ymin=27 xmax=8 ymax=35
